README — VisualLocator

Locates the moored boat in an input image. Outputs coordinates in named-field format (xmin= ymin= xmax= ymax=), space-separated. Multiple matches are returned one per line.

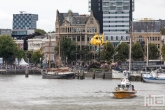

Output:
xmin=142 ymin=69 xmax=165 ymax=83
xmin=41 ymin=67 xmax=75 ymax=79
xmin=112 ymin=78 xmax=137 ymax=98
xmin=112 ymin=69 xmax=130 ymax=79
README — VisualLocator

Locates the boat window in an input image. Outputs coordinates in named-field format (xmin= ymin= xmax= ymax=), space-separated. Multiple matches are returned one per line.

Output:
xmin=122 ymin=85 xmax=125 ymax=88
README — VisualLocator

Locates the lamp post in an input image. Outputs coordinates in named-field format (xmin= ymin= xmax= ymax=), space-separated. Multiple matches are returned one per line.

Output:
xmin=40 ymin=57 xmax=42 ymax=68
xmin=75 ymin=52 xmax=78 ymax=66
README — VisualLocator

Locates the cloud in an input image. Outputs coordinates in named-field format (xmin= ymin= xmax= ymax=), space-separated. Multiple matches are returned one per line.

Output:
xmin=0 ymin=10 xmax=12 ymax=29
xmin=133 ymin=0 xmax=165 ymax=20
xmin=37 ymin=19 xmax=55 ymax=32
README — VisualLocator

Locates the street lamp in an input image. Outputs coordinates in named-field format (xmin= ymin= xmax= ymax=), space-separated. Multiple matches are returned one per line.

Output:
xmin=40 ymin=57 xmax=42 ymax=68
xmin=75 ymin=52 xmax=78 ymax=66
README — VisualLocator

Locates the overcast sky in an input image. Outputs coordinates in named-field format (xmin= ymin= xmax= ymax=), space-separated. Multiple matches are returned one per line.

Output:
xmin=0 ymin=0 xmax=165 ymax=32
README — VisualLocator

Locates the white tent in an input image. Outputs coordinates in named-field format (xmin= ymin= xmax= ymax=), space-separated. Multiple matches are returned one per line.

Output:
xmin=19 ymin=58 xmax=29 ymax=66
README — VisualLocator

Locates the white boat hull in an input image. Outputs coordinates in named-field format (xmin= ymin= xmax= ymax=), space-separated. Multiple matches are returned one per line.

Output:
xmin=112 ymin=70 xmax=126 ymax=79
xmin=143 ymin=77 xmax=165 ymax=84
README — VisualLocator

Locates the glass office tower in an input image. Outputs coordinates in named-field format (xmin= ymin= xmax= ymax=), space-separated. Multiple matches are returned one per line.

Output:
xmin=89 ymin=0 xmax=135 ymax=43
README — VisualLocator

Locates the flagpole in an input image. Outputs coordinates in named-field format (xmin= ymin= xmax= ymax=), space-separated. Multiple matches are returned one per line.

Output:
xmin=129 ymin=21 xmax=132 ymax=72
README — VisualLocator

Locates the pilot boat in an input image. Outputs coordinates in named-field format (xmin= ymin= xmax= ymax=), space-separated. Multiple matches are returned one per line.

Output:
xmin=112 ymin=78 xmax=137 ymax=98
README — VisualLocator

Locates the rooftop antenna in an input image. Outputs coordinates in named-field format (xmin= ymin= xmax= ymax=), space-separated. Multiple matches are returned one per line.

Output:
xmin=20 ymin=11 xmax=26 ymax=14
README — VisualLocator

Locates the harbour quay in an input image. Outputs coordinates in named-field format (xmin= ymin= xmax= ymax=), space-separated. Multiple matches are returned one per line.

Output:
xmin=0 ymin=68 xmax=41 ymax=74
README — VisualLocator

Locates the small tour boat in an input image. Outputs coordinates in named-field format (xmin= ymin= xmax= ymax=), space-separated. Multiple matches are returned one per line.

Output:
xmin=112 ymin=78 xmax=137 ymax=98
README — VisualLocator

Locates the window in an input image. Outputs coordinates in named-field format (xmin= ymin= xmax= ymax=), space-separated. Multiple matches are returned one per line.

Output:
xmin=126 ymin=36 xmax=128 ymax=40
xmin=98 ymin=7 xmax=100 ymax=11
xmin=87 ymin=36 xmax=90 ymax=41
xmin=73 ymin=36 xmax=76 ymax=41
xmin=158 ymin=44 xmax=160 ymax=48
xmin=81 ymin=36 xmax=85 ymax=41
xmin=116 ymin=36 xmax=118 ymax=40
xmin=111 ymin=36 xmax=113 ymax=40
xmin=77 ymin=36 xmax=80 ymax=41
xmin=106 ymin=36 xmax=108 ymax=40
xmin=158 ymin=37 xmax=160 ymax=41
xmin=121 ymin=36 xmax=123 ymax=40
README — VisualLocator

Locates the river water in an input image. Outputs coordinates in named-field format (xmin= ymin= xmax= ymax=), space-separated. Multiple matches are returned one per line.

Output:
xmin=0 ymin=75 xmax=165 ymax=110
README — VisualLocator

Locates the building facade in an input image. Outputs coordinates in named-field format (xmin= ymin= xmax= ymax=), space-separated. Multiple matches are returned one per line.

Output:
xmin=12 ymin=11 xmax=38 ymax=40
xmin=55 ymin=10 xmax=100 ymax=65
xmin=12 ymin=29 xmax=35 ymax=40
xmin=12 ymin=11 xmax=38 ymax=30
xmin=133 ymin=19 xmax=165 ymax=58
xmin=0 ymin=29 xmax=11 ymax=36
xmin=89 ymin=0 xmax=135 ymax=45
xmin=27 ymin=33 xmax=56 ymax=63
xmin=14 ymin=40 xmax=24 ymax=50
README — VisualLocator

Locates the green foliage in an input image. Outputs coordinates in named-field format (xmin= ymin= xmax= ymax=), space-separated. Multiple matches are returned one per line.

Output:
xmin=0 ymin=35 xmax=18 ymax=64
xmin=79 ymin=46 xmax=92 ymax=62
xmin=146 ymin=43 xmax=159 ymax=59
xmin=161 ymin=28 xmax=165 ymax=35
xmin=31 ymin=49 xmax=43 ymax=65
xmin=15 ymin=49 xmax=26 ymax=61
xmin=132 ymin=42 xmax=144 ymax=61
xmin=116 ymin=42 xmax=129 ymax=62
xmin=35 ymin=29 xmax=46 ymax=35
xmin=101 ymin=42 xmax=114 ymax=63
xmin=161 ymin=44 xmax=165 ymax=61
xmin=55 ymin=37 xmax=77 ymax=63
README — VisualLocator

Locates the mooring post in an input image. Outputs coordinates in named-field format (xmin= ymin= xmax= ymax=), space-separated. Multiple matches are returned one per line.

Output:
xmin=25 ymin=66 xmax=29 ymax=78
xmin=93 ymin=71 xmax=95 ymax=79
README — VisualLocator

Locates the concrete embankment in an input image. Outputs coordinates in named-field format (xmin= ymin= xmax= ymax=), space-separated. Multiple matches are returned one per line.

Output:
xmin=0 ymin=69 xmax=41 ymax=74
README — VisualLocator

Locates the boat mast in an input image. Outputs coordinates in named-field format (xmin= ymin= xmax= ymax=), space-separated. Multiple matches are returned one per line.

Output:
xmin=129 ymin=21 xmax=132 ymax=72
xmin=58 ymin=22 xmax=60 ymax=68
xmin=48 ymin=34 xmax=51 ymax=70
xmin=146 ymin=26 xmax=149 ymax=66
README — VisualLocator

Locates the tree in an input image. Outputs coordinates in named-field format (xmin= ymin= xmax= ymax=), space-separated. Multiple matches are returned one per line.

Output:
xmin=132 ymin=42 xmax=144 ymax=61
xmin=0 ymin=35 xmax=18 ymax=64
xmin=31 ymin=49 xmax=43 ymax=65
xmin=161 ymin=44 xmax=165 ymax=61
xmin=146 ymin=43 xmax=159 ymax=59
xmin=116 ymin=42 xmax=129 ymax=62
xmin=101 ymin=42 xmax=114 ymax=63
xmin=15 ymin=49 xmax=26 ymax=61
xmin=35 ymin=29 xmax=46 ymax=35
xmin=161 ymin=28 xmax=165 ymax=35
xmin=55 ymin=37 xmax=77 ymax=64
xmin=79 ymin=46 xmax=91 ymax=61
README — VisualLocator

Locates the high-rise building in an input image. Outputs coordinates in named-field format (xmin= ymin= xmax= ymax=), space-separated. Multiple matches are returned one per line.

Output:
xmin=12 ymin=11 xmax=38 ymax=40
xmin=89 ymin=0 xmax=135 ymax=45
xmin=12 ymin=11 xmax=38 ymax=30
